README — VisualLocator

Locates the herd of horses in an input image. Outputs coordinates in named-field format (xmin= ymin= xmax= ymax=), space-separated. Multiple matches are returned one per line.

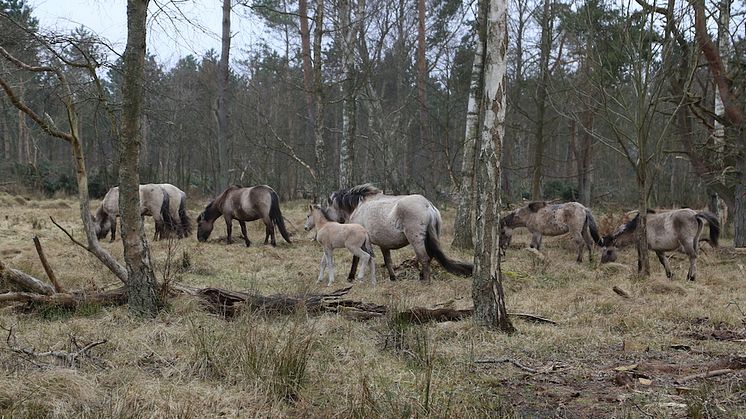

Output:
xmin=91 ymin=183 xmax=722 ymax=284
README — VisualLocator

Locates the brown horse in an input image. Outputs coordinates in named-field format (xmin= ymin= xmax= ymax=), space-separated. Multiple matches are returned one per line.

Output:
xmin=327 ymin=184 xmax=472 ymax=282
xmin=600 ymin=209 xmax=720 ymax=281
xmin=304 ymin=204 xmax=376 ymax=286
xmin=93 ymin=183 xmax=192 ymax=241
xmin=499 ymin=201 xmax=602 ymax=262
xmin=196 ymin=185 xmax=291 ymax=246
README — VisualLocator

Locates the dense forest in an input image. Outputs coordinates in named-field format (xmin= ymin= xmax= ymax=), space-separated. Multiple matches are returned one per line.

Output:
xmin=1 ymin=0 xmax=744 ymax=216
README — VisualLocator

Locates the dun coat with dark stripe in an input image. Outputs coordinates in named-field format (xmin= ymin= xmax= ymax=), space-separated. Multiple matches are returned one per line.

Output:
xmin=197 ymin=185 xmax=291 ymax=246
xmin=600 ymin=209 xmax=720 ymax=281
xmin=327 ymin=184 xmax=472 ymax=282
xmin=93 ymin=183 xmax=192 ymax=241
xmin=499 ymin=201 xmax=602 ymax=262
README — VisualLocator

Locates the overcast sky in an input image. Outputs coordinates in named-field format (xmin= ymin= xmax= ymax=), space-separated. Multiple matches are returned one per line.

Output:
xmin=28 ymin=0 xmax=269 ymax=67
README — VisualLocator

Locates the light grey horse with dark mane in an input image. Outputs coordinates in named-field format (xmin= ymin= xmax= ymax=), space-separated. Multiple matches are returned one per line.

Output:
xmin=93 ymin=183 xmax=192 ymax=241
xmin=600 ymin=209 xmax=720 ymax=281
xmin=327 ymin=184 xmax=472 ymax=282
xmin=499 ymin=201 xmax=602 ymax=262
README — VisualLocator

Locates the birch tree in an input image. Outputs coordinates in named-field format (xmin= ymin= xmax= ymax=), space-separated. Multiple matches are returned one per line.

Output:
xmin=472 ymin=0 xmax=513 ymax=332
xmin=452 ymin=1 xmax=485 ymax=249
xmin=215 ymin=0 xmax=232 ymax=194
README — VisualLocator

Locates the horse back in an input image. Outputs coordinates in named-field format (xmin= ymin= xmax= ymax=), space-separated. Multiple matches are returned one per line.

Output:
xmin=646 ymin=208 xmax=699 ymax=251
xmin=228 ymin=186 xmax=272 ymax=221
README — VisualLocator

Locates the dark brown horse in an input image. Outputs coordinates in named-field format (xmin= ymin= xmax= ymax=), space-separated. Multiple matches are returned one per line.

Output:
xmin=600 ymin=209 xmax=720 ymax=281
xmin=196 ymin=185 xmax=291 ymax=246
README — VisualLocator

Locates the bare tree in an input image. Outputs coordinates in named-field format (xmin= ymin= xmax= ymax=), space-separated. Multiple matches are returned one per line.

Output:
xmin=472 ymin=0 xmax=513 ymax=332
xmin=530 ymin=0 xmax=554 ymax=200
xmin=120 ymin=0 xmax=161 ymax=315
xmin=215 ymin=0 xmax=232 ymax=194
xmin=313 ymin=0 xmax=328 ymax=198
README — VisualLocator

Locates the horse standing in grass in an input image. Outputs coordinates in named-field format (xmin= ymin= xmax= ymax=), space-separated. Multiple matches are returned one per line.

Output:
xmin=197 ymin=185 xmax=291 ymax=246
xmin=327 ymin=184 xmax=472 ymax=282
xmin=600 ymin=209 xmax=720 ymax=281
xmin=93 ymin=183 xmax=192 ymax=241
xmin=499 ymin=201 xmax=602 ymax=262
xmin=304 ymin=204 xmax=376 ymax=286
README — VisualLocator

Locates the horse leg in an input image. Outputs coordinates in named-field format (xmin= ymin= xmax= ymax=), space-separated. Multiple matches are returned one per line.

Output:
xmin=347 ymin=256 xmax=359 ymax=282
xmin=224 ymin=216 xmax=233 ymax=244
xmin=263 ymin=217 xmax=276 ymax=246
xmin=326 ymin=250 xmax=335 ymax=286
xmin=382 ymin=248 xmax=396 ymax=281
xmin=369 ymin=255 xmax=377 ymax=285
xmin=407 ymin=234 xmax=431 ymax=282
xmin=530 ymin=232 xmax=543 ymax=250
xmin=655 ymin=250 xmax=673 ymax=279
xmin=574 ymin=233 xmax=585 ymax=263
xmin=154 ymin=218 xmax=163 ymax=241
xmin=682 ymin=242 xmax=698 ymax=281
xmin=349 ymin=245 xmax=369 ymax=282
xmin=582 ymin=229 xmax=594 ymax=262
xmin=316 ymin=253 xmax=326 ymax=284
xmin=110 ymin=221 xmax=117 ymax=242
xmin=239 ymin=221 xmax=251 ymax=247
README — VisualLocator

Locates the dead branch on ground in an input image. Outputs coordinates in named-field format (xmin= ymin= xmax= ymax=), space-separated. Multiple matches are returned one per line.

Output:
xmin=2 ymin=325 xmax=108 ymax=369
xmin=33 ymin=236 xmax=64 ymax=293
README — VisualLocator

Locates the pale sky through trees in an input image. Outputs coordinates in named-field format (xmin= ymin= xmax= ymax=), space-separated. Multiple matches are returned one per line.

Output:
xmin=29 ymin=0 xmax=269 ymax=67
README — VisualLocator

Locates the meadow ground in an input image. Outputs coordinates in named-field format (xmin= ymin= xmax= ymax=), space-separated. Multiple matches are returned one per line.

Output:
xmin=1 ymin=191 xmax=746 ymax=417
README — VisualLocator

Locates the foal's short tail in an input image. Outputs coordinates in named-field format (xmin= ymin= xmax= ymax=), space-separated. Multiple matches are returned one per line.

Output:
xmin=424 ymin=209 xmax=473 ymax=277
xmin=269 ymin=190 xmax=292 ymax=243
xmin=696 ymin=212 xmax=720 ymax=247
xmin=585 ymin=209 xmax=603 ymax=245
xmin=363 ymin=234 xmax=374 ymax=257
xmin=178 ymin=193 xmax=193 ymax=237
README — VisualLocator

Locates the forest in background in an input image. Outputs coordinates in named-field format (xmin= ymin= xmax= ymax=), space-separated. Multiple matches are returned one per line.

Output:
xmin=0 ymin=0 xmax=744 ymax=211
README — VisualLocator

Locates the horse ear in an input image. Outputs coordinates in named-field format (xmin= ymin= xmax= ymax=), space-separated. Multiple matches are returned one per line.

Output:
xmin=528 ymin=201 xmax=547 ymax=212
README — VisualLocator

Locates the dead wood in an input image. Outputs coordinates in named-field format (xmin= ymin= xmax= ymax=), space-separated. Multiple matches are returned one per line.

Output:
xmin=0 ymin=287 xmax=127 ymax=307
xmin=394 ymin=307 xmax=557 ymax=325
xmin=0 ymin=260 xmax=55 ymax=295
xmin=675 ymin=368 xmax=735 ymax=383
xmin=475 ymin=358 xmax=568 ymax=374
xmin=613 ymin=285 xmax=631 ymax=298
xmin=2 ymin=326 xmax=108 ymax=368
xmin=33 ymin=236 xmax=64 ymax=293
xmin=509 ymin=312 xmax=558 ymax=324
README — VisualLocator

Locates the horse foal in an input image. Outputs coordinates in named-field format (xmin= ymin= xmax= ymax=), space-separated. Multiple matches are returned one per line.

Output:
xmin=304 ymin=205 xmax=376 ymax=286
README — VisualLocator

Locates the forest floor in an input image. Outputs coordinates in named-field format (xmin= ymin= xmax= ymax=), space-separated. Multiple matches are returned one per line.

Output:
xmin=1 ymin=191 xmax=746 ymax=417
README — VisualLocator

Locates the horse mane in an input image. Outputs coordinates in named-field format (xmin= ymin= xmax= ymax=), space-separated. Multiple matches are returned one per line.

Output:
xmin=202 ymin=185 xmax=240 ymax=221
xmin=330 ymin=183 xmax=382 ymax=213
xmin=501 ymin=212 xmax=515 ymax=227
xmin=313 ymin=205 xmax=335 ymax=222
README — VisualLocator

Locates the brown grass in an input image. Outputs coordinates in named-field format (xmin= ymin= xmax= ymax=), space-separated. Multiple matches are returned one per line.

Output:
xmin=1 ymin=195 xmax=746 ymax=417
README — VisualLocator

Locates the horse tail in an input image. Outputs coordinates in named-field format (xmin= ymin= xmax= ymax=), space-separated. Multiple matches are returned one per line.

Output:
xmin=158 ymin=188 xmax=176 ymax=239
xmin=585 ymin=209 xmax=602 ymax=245
xmin=269 ymin=190 xmax=292 ymax=243
xmin=178 ymin=192 xmax=192 ymax=237
xmin=696 ymin=211 xmax=720 ymax=247
xmin=424 ymin=210 xmax=473 ymax=277
xmin=363 ymin=233 xmax=374 ymax=257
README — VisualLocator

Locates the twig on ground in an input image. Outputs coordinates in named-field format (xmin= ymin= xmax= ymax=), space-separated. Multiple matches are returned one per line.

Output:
xmin=475 ymin=358 xmax=568 ymax=374
xmin=613 ymin=285 xmax=631 ymax=298
xmin=675 ymin=369 xmax=735 ymax=383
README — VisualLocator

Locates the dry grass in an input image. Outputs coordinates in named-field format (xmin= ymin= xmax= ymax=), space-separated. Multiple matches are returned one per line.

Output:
xmin=1 ymin=195 xmax=746 ymax=417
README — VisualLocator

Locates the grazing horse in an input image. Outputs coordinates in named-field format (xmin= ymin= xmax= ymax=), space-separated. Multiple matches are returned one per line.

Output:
xmin=304 ymin=204 xmax=376 ymax=286
xmin=196 ymin=185 xmax=291 ymax=246
xmin=327 ymin=184 xmax=472 ymax=282
xmin=499 ymin=201 xmax=602 ymax=262
xmin=600 ymin=209 xmax=720 ymax=281
xmin=93 ymin=183 xmax=192 ymax=241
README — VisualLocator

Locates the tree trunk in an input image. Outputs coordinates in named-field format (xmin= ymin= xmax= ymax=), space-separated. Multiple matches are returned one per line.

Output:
xmin=736 ymin=141 xmax=746 ymax=246
xmin=338 ymin=0 xmax=360 ymax=189
xmin=472 ymin=0 xmax=514 ymax=332
xmin=452 ymin=1 xmax=485 ymax=249
xmin=313 ymin=0 xmax=327 ymax=199
xmin=530 ymin=0 xmax=552 ymax=200
xmin=215 ymin=0 xmax=231 ymax=194
xmin=416 ymin=0 xmax=431 ymax=192
xmin=120 ymin=0 xmax=161 ymax=316
xmin=636 ymin=173 xmax=650 ymax=277
xmin=298 ymin=0 xmax=316 ymax=141
xmin=577 ymin=111 xmax=593 ymax=205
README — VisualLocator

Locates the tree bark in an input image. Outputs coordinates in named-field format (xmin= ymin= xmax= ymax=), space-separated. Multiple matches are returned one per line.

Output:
xmin=452 ymin=1 xmax=485 ymax=249
xmin=636 ymin=170 xmax=650 ymax=277
xmin=299 ymin=0 xmax=317 ymax=141
xmin=215 ymin=0 xmax=232 ymax=194
xmin=416 ymin=0 xmax=431 ymax=191
xmin=530 ymin=0 xmax=552 ymax=200
xmin=472 ymin=0 xmax=514 ymax=332
xmin=120 ymin=0 xmax=161 ymax=316
xmin=338 ymin=0 xmax=363 ymax=188
xmin=313 ymin=0 xmax=327 ymax=198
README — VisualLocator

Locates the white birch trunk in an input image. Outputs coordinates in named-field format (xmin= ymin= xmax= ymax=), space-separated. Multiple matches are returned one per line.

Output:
xmin=472 ymin=0 xmax=513 ymax=332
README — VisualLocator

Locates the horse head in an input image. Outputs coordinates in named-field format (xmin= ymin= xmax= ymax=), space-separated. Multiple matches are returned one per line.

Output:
xmin=196 ymin=206 xmax=215 ymax=242
xmin=304 ymin=204 xmax=318 ymax=231
xmin=92 ymin=209 xmax=110 ymax=240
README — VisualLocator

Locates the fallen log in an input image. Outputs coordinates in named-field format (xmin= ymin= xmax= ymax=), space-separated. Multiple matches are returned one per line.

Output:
xmin=675 ymin=368 xmax=735 ymax=383
xmin=0 ymin=260 xmax=55 ymax=295
xmin=0 ymin=287 xmax=127 ymax=307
